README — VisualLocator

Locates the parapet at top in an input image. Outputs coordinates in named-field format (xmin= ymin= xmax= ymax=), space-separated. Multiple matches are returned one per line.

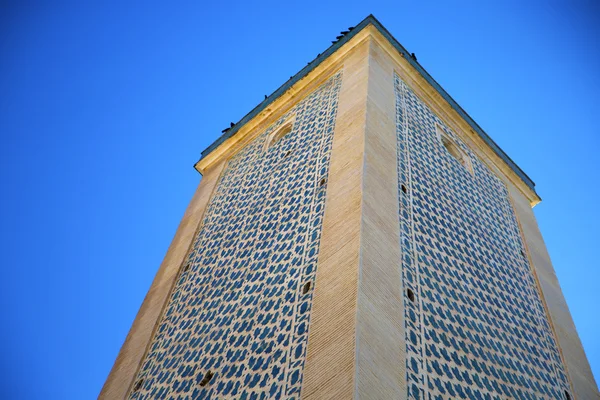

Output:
xmin=195 ymin=14 xmax=537 ymax=195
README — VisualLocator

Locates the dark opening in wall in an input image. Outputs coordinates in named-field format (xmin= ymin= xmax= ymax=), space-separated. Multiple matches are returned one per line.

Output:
xmin=319 ymin=178 xmax=326 ymax=187
xmin=199 ymin=370 xmax=214 ymax=387
xmin=183 ymin=263 xmax=190 ymax=273
xmin=284 ymin=150 xmax=292 ymax=158
xmin=406 ymin=288 xmax=415 ymax=302
xmin=133 ymin=379 xmax=144 ymax=392
xmin=302 ymin=281 xmax=312 ymax=294
xmin=564 ymin=391 xmax=571 ymax=400
xmin=401 ymin=184 xmax=408 ymax=194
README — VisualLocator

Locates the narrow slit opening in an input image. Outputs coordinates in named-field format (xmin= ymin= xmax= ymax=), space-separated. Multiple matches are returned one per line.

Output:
xmin=302 ymin=281 xmax=312 ymax=294
xmin=406 ymin=288 xmax=415 ymax=302
xmin=133 ymin=379 xmax=144 ymax=392
xmin=401 ymin=184 xmax=408 ymax=194
xmin=565 ymin=391 xmax=571 ymax=400
xmin=199 ymin=370 xmax=214 ymax=387
xmin=319 ymin=178 xmax=326 ymax=187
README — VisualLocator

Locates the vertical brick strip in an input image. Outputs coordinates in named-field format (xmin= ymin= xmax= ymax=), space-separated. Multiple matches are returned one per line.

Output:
xmin=355 ymin=38 xmax=406 ymax=399
xmin=300 ymin=39 xmax=370 ymax=399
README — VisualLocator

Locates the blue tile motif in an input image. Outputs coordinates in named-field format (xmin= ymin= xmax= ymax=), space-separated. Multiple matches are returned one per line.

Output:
xmin=129 ymin=72 xmax=342 ymax=400
xmin=395 ymin=74 xmax=571 ymax=400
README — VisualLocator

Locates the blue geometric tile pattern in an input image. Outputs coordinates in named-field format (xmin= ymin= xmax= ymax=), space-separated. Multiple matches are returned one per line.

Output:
xmin=395 ymin=74 xmax=571 ymax=400
xmin=128 ymin=72 xmax=342 ymax=400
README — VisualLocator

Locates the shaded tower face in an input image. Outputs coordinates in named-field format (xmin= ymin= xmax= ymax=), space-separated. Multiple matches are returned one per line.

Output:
xmin=394 ymin=77 xmax=571 ymax=399
xmin=102 ymin=16 xmax=599 ymax=400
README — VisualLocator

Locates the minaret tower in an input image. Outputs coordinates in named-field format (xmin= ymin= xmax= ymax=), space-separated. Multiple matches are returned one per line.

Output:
xmin=102 ymin=15 xmax=598 ymax=400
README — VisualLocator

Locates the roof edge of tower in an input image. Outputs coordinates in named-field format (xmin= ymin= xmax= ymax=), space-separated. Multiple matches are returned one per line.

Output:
xmin=194 ymin=14 xmax=539 ymax=199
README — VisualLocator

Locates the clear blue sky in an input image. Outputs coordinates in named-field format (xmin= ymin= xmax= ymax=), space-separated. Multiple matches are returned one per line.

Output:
xmin=1 ymin=2 xmax=598 ymax=399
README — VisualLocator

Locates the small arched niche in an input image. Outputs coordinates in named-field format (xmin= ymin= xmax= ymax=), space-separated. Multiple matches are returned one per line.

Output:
xmin=436 ymin=124 xmax=473 ymax=175
xmin=266 ymin=120 xmax=294 ymax=150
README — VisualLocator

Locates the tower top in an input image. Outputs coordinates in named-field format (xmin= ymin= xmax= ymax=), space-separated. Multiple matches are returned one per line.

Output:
xmin=195 ymin=14 xmax=537 ymax=197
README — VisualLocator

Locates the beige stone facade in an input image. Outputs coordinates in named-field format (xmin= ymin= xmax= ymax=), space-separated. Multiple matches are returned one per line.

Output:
xmin=102 ymin=16 xmax=598 ymax=400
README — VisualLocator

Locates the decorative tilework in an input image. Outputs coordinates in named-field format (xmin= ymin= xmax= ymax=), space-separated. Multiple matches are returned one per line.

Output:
xmin=395 ymin=74 xmax=571 ymax=400
xmin=129 ymin=72 xmax=342 ymax=400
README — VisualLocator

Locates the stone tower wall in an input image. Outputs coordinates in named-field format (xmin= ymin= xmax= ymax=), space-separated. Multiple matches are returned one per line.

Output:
xmin=101 ymin=24 xmax=598 ymax=400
